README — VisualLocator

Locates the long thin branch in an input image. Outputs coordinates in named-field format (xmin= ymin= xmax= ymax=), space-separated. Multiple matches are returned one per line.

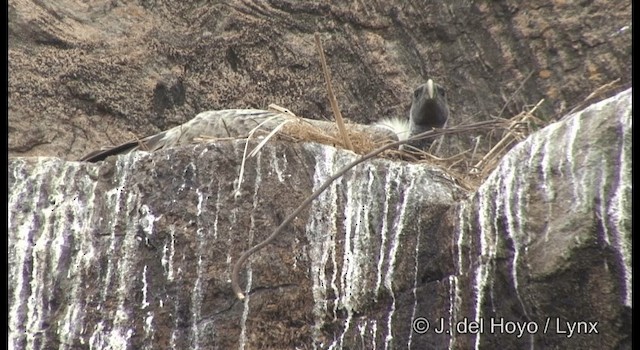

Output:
xmin=496 ymin=70 xmax=534 ymax=119
xmin=231 ymin=119 xmax=504 ymax=300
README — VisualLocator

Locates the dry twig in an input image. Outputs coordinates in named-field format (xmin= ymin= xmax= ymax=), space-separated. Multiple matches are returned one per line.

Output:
xmin=314 ymin=33 xmax=354 ymax=152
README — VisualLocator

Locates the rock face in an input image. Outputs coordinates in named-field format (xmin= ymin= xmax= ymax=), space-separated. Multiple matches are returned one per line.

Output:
xmin=8 ymin=89 xmax=631 ymax=349
xmin=8 ymin=0 xmax=631 ymax=160
xmin=8 ymin=0 xmax=632 ymax=348
xmin=449 ymin=89 xmax=631 ymax=349
xmin=9 ymin=139 xmax=463 ymax=349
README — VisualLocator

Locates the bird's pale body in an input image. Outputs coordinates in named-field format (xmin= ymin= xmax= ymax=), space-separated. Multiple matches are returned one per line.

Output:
xmin=80 ymin=80 xmax=449 ymax=162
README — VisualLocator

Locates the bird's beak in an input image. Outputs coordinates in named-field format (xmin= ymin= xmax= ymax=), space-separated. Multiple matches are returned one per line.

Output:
xmin=426 ymin=79 xmax=435 ymax=99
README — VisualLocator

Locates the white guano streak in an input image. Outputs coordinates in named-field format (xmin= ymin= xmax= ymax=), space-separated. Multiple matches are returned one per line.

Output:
xmin=384 ymin=167 xmax=414 ymax=350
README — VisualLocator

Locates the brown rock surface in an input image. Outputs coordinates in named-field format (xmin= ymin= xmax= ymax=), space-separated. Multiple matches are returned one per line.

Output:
xmin=8 ymin=0 xmax=631 ymax=159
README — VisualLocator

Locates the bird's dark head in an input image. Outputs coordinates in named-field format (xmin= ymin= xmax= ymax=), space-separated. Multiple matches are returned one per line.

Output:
xmin=409 ymin=79 xmax=449 ymax=129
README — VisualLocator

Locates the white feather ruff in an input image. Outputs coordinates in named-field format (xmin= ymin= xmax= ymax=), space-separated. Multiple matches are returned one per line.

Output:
xmin=375 ymin=117 xmax=412 ymax=141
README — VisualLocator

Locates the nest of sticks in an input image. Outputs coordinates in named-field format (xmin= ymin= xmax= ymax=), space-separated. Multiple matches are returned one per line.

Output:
xmin=197 ymin=35 xmax=623 ymax=194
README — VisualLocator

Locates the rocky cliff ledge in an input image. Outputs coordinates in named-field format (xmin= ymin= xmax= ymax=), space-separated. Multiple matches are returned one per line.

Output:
xmin=8 ymin=89 xmax=631 ymax=349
